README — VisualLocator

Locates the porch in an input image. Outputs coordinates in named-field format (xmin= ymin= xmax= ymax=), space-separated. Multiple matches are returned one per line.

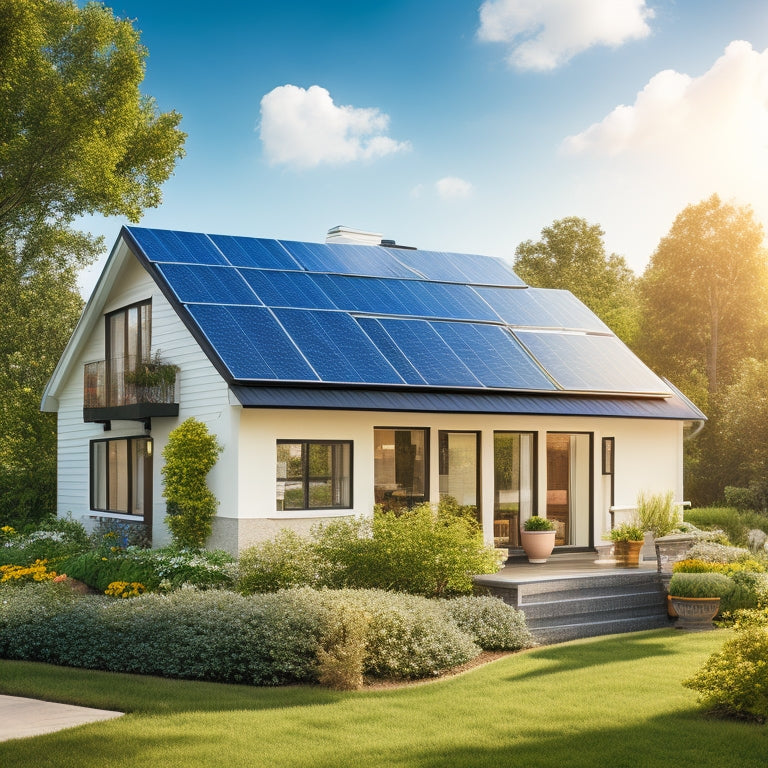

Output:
xmin=474 ymin=551 xmax=671 ymax=644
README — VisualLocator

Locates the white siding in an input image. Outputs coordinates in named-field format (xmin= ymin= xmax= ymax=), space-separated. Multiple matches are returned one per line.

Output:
xmin=54 ymin=248 xmax=234 ymax=543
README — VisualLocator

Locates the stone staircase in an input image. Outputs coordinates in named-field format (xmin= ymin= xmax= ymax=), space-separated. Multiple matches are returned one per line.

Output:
xmin=474 ymin=570 xmax=671 ymax=644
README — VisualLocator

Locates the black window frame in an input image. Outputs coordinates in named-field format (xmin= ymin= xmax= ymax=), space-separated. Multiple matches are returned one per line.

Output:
xmin=89 ymin=435 xmax=153 ymax=520
xmin=275 ymin=439 xmax=353 ymax=511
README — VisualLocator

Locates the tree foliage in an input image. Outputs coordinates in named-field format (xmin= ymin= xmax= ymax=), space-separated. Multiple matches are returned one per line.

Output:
xmin=638 ymin=195 xmax=768 ymax=400
xmin=514 ymin=216 xmax=639 ymax=344
xmin=0 ymin=0 xmax=185 ymax=524
xmin=162 ymin=419 xmax=222 ymax=549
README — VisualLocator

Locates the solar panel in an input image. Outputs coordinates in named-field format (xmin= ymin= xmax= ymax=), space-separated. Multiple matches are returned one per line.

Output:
xmin=156 ymin=264 xmax=262 ymax=305
xmin=209 ymin=235 xmax=302 ymax=270
xmin=514 ymin=331 xmax=671 ymax=395
xmin=240 ymin=270 xmax=337 ymax=310
xmin=391 ymin=248 xmax=525 ymax=286
xmin=279 ymin=241 xmax=420 ymax=278
xmin=187 ymin=305 xmax=317 ymax=381
xmin=272 ymin=309 xmax=405 ymax=385
xmin=371 ymin=318 xmax=483 ymax=387
xmin=355 ymin=317 xmax=428 ymax=385
xmin=127 ymin=227 xmax=228 ymax=265
xmin=430 ymin=322 xmax=556 ymax=390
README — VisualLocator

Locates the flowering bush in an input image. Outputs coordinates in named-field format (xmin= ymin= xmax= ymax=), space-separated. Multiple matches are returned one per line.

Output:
xmin=0 ymin=559 xmax=57 ymax=583
xmin=0 ymin=516 xmax=89 ymax=566
xmin=105 ymin=581 xmax=147 ymax=598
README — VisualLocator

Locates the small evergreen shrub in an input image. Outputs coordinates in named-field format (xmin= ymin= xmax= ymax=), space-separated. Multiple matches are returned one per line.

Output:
xmin=440 ymin=596 xmax=534 ymax=650
xmin=685 ymin=507 xmax=746 ymax=545
xmin=685 ymin=541 xmax=753 ymax=563
xmin=684 ymin=623 xmax=768 ymax=722
xmin=608 ymin=522 xmax=644 ymax=542
xmin=523 ymin=516 xmax=555 ymax=531
xmin=162 ymin=418 xmax=222 ymax=548
xmin=724 ymin=486 xmax=757 ymax=512
xmin=668 ymin=572 xmax=734 ymax=599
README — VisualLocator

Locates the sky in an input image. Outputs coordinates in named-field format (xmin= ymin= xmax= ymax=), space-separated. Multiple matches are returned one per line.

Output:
xmin=77 ymin=0 xmax=768 ymax=296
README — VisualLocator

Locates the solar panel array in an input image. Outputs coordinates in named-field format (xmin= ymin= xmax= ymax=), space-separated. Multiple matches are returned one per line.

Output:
xmin=126 ymin=227 xmax=671 ymax=397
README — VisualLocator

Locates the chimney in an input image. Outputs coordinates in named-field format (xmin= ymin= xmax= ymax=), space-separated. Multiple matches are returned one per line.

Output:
xmin=325 ymin=225 xmax=382 ymax=246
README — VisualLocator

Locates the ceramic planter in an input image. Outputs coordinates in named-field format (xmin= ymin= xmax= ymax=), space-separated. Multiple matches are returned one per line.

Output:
xmin=669 ymin=596 xmax=721 ymax=630
xmin=613 ymin=540 xmax=643 ymax=568
xmin=520 ymin=530 xmax=556 ymax=563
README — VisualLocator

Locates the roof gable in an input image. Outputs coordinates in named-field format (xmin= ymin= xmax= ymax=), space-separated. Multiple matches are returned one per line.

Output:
xmin=124 ymin=226 xmax=672 ymax=399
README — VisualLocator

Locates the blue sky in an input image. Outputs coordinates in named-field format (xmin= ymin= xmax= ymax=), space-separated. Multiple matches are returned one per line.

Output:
xmin=78 ymin=0 xmax=768 ymax=295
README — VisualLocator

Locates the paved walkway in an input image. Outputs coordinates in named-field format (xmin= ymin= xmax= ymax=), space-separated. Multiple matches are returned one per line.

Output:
xmin=0 ymin=695 xmax=122 ymax=742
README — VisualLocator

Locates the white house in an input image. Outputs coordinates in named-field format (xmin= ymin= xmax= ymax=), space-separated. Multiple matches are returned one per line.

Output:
xmin=41 ymin=226 xmax=705 ymax=554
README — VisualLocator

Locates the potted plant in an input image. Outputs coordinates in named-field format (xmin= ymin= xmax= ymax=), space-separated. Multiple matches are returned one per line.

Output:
xmin=608 ymin=522 xmax=645 ymax=568
xmin=667 ymin=572 xmax=731 ymax=630
xmin=520 ymin=516 xmax=556 ymax=564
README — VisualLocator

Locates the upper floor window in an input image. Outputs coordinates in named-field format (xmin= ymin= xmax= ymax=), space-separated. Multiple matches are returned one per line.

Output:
xmin=106 ymin=301 xmax=151 ymax=405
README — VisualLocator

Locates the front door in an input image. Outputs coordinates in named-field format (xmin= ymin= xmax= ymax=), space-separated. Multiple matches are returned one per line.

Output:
xmin=546 ymin=433 xmax=591 ymax=547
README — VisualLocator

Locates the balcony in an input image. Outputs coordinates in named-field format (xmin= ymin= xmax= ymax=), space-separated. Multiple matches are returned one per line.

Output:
xmin=84 ymin=355 xmax=179 ymax=424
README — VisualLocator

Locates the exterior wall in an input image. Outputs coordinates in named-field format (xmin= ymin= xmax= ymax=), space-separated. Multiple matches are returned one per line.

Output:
xmin=230 ymin=407 xmax=685 ymax=551
xmin=54 ymin=247 xmax=233 ymax=544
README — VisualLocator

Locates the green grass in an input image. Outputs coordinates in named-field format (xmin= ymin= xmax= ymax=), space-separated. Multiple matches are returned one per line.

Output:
xmin=1 ymin=629 xmax=765 ymax=767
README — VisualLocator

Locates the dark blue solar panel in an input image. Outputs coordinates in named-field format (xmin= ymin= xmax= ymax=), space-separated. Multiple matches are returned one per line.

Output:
xmin=188 ymin=305 xmax=317 ymax=381
xmin=127 ymin=227 xmax=228 ymax=265
xmin=313 ymin=276 xmax=413 ymax=315
xmin=515 ymin=331 xmax=671 ymax=394
xmin=355 ymin=318 xmax=427 ymax=385
xmin=398 ymin=281 xmax=499 ymax=320
xmin=273 ymin=309 xmax=405 ymax=384
xmin=374 ymin=319 xmax=482 ymax=387
xmin=209 ymin=235 xmax=301 ymax=270
xmin=156 ymin=264 xmax=262 ymax=305
xmin=430 ymin=322 xmax=556 ymax=390
xmin=391 ymin=249 xmax=525 ymax=286
xmin=240 ymin=270 xmax=337 ymax=309
xmin=279 ymin=241 xmax=419 ymax=278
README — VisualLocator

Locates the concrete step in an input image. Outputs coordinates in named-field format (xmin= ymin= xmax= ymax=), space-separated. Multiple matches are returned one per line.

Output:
xmin=475 ymin=570 xmax=670 ymax=644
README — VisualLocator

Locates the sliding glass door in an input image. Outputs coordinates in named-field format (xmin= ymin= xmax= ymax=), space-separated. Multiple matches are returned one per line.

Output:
xmin=493 ymin=432 xmax=535 ymax=547
xmin=546 ymin=433 xmax=591 ymax=547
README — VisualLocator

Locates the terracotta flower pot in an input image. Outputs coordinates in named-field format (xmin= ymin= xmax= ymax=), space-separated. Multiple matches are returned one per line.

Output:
xmin=613 ymin=540 xmax=643 ymax=568
xmin=669 ymin=596 xmax=721 ymax=630
xmin=520 ymin=530 xmax=556 ymax=563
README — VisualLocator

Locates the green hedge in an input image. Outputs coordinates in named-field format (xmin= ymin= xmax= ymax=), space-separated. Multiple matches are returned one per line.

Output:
xmin=0 ymin=584 xmax=531 ymax=684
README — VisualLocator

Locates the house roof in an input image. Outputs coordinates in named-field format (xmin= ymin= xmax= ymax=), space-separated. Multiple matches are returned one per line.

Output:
xmin=41 ymin=225 xmax=706 ymax=423
xmin=124 ymin=227 xmax=683 ymax=400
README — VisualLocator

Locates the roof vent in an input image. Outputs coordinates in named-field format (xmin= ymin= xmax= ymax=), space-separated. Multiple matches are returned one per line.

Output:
xmin=380 ymin=238 xmax=417 ymax=251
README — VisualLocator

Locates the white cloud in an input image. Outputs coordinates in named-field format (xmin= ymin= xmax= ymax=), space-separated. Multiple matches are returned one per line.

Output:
xmin=259 ymin=84 xmax=410 ymax=168
xmin=477 ymin=0 xmax=653 ymax=70
xmin=559 ymin=41 xmax=768 ymax=270
xmin=435 ymin=177 xmax=474 ymax=200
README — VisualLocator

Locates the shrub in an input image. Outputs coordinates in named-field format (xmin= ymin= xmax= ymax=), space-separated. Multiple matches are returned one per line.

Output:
xmin=316 ymin=605 xmax=370 ymax=690
xmin=685 ymin=507 xmax=746 ymax=545
xmin=684 ymin=624 xmax=768 ymax=722
xmin=724 ymin=486 xmax=757 ymax=512
xmin=238 ymin=530 xmax=324 ymax=594
xmin=637 ymin=490 xmax=680 ymax=537
xmin=62 ymin=546 xmax=236 ymax=593
xmin=0 ymin=516 xmax=89 ymax=567
xmin=440 ymin=596 xmax=534 ymax=650
xmin=314 ymin=503 xmax=501 ymax=597
xmin=668 ymin=572 xmax=734 ymax=599
xmin=608 ymin=522 xmax=644 ymax=542
xmin=162 ymin=418 xmax=222 ymax=548
xmin=685 ymin=541 xmax=753 ymax=563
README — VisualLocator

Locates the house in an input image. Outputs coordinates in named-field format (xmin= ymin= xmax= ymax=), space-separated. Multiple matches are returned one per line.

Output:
xmin=41 ymin=225 xmax=705 ymax=554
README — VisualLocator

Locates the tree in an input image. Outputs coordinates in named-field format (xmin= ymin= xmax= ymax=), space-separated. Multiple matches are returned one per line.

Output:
xmin=638 ymin=195 xmax=768 ymax=400
xmin=514 ymin=217 xmax=639 ymax=344
xmin=0 ymin=0 xmax=186 ymax=525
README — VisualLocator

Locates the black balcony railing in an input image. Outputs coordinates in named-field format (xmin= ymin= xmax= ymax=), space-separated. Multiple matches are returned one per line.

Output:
xmin=84 ymin=355 xmax=179 ymax=422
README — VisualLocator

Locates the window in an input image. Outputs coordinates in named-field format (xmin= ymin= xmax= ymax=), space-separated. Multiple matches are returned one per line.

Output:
xmin=494 ymin=432 xmax=536 ymax=547
xmin=276 ymin=441 xmax=352 ymax=510
xmin=374 ymin=428 xmax=428 ymax=510
xmin=106 ymin=301 xmax=151 ymax=406
xmin=438 ymin=430 xmax=480 ymax=523
xmin=90 ymin=436 xmax=152 ymax=518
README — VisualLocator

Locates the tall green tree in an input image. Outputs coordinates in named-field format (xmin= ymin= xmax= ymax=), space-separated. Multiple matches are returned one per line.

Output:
xmin=638 ymin=195 xmax=768 ymax=402
xmin=514 ymin=217 xmax=639 ymax=344
xmin=0 ymin=0 xmax=186 ymax=525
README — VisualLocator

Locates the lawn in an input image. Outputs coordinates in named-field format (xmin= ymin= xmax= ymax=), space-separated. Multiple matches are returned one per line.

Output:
xmin=1 ymin=628 xmax=766 ymax=768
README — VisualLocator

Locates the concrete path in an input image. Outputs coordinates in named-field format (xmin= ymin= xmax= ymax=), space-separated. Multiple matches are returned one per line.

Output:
xmin=0 ymin=695 xmax=122 ymax=742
